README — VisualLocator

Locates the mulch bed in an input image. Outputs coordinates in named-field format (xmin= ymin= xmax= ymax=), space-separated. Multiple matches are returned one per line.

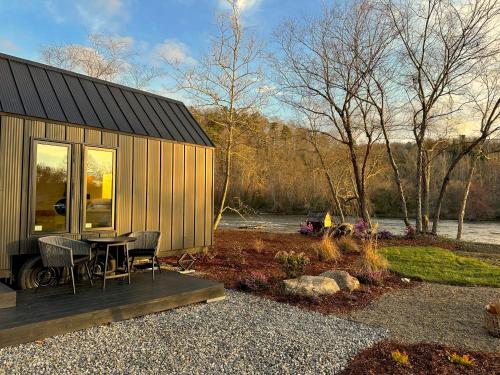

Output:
xmin=338 ymin=341 xmax=500 ymax=375
xmin=164 ymin=230 xmax=417 ymax=314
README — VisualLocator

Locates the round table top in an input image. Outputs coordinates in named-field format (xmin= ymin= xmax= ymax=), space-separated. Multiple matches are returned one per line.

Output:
xmin=86 ymin=236 xmax=136 ymax=244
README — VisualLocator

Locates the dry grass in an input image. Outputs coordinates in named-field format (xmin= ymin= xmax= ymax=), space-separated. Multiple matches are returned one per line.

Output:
xmin=356 ymin=240 xmax=389 ymax=274
xmin=316 ymin=237 xmax=341 ymax=263
xmin=336 ymin=237 xmax=360 ymax=253
xmin=253 ymin=238 xmax=265 ymax=253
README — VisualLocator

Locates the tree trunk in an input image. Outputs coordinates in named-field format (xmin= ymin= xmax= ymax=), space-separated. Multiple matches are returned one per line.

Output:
xmin=380 ymin=123 xmax=410 ymax=227
xmin=312 ymin=141 xmax=345 ymax=222
xmin=457 ymin=157 xmax=478 ymax=240
xmin=422 ymin=153 xmax=431 ymax=233
xmin=213 ymin=134 xmax=233 ymax=230
xmin=415 ymin=143 xmax=423 ymax=233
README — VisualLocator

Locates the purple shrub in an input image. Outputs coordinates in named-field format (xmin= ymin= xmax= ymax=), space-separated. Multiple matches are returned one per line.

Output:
xmin=237 ymin=271 xmax=269 ymax=292
xmin=354 ymin=218 xmax=370 ymax=239
xmin=404 ymin=225 xmax=416 ymax=239
xmin=299 ymin=222 xmax=314 ymax=235
xmin=377 ymin=229 xmax=393 ymax=240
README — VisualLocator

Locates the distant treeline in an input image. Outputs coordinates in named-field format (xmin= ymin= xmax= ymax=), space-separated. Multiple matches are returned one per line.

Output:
xmin=194 ymin=110 xmax=500 ymax=222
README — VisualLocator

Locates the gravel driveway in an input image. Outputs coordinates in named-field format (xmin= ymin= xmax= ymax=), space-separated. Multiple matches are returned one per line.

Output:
xmin=349 ymin=282 xmax=500 ymax=353
xmin=0 ymin=291 xmax=387 ymax=375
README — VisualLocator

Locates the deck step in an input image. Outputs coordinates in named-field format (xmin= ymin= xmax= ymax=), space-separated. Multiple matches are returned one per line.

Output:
xmin=0 ymin=282 xmax=16 ymax=309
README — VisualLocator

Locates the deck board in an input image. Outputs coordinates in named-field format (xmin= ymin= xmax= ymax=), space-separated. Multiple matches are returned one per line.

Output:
xmin=0 ymin=271 xmax=224 ymax=347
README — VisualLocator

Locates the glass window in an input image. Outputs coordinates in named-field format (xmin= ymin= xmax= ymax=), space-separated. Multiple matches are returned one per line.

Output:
xmin=33 ymin=143 xmax=70 ymax=233
xmin=84 ymin=148 xmax=115 ymax=230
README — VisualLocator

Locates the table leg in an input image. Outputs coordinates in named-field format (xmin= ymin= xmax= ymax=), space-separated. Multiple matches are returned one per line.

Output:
xmin=125 ymin=244 xmax=131 ymax=285
xmin=103 ymin=244 xmax=110 ymax=290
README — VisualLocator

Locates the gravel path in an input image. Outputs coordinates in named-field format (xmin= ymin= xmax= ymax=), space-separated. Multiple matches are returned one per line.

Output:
xmin=349 ymin=282 xmax=500 ymax=353
xmin=0 ymin=291 xmax=387 ymax=375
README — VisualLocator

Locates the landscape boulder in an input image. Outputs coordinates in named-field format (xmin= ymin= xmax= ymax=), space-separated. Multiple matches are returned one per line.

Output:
xmin=319 ymin=270 xmax=360 ymax=292
xmin=282 ymin=276 xmax=340 ymax=298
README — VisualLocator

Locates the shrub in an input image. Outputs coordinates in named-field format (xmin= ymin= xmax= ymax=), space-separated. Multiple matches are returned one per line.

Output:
xmin=404 ymin=225 xmax=416 ymax=239
xmin=377 ymin=229 xmax=393 ymax=240
xmin=275 ymin=250 xmax=310 ymax=278
xmin=200 ymin=246 xmax=217 ymax=260
xmin=225 ymin=245 xmax=246 ymax=268
xmin=391 ymin=350 xmax=410 ymax=366
xmin=253 ymin=238 xmax=265 ymax=254
xmin=315 ymin=237 xmax=341 ymax=263
xmin=237 ymin=271 xmax=269 ymax=292
xmin=355 ymin=241 xmax=389 ymax=284
xmin=336 ymin=237 xmax=360 ymax=253
xmin=447 ymin=352 xmax=475 ymax=366
xmin=354 ymin=218 xmax=370 ymax=239
xmin=299 ymin=222 xmax=314 ymax=235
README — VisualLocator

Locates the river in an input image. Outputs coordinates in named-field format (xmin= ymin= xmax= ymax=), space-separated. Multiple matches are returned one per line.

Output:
xmin=219 ymin=214 xmax=500 ymax=245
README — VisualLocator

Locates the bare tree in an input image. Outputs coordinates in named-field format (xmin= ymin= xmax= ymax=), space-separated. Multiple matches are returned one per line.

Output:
xmin=273 ymin=0 xmax=391 ymax=225
xmin=41 ymin=34 xmax=135 ymax=81
xmin=386 ymin=0 xmax=500 ymax=233
xmin=162 ymin=0 xmax=266 ymax=230
xmin=123 ymin=63 xmax=164 ymax=90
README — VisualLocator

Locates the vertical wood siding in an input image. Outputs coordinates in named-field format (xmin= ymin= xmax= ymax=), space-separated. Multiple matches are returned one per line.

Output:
xmin=0 ymin=115 xmax=214 ymax=273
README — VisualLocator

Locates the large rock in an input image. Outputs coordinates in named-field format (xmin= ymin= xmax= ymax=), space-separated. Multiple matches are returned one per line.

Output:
xmin=320 ymin=270 xmax=360 ymax=292
xmin=283 ymin=276 xmax=340 ymax=298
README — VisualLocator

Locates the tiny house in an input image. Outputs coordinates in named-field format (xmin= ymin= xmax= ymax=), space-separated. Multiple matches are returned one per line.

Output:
xmin=0 ymin=53 xmax=214 ymax=288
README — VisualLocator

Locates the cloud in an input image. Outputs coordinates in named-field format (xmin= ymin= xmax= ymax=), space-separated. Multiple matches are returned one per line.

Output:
xmin=153 ymin=39 xmax=196 ymax=65
xmin=219 ymin=0 xmax=262 ymax=12
xmin=76 ymin=0 xmax=130 ymax=32
xmin=0 ymin=39 xmax=19 ymax=53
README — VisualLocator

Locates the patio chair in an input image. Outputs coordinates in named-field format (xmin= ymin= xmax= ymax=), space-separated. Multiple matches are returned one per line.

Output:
xmin=127 ymin=231 xmax=162 ymax=280
xmin=38 ymin=236 xmax=94 ymax=294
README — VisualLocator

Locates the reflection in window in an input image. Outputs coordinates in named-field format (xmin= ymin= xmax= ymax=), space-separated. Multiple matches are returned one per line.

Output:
xmin=34 ymin=143 xmax=70 ymax=233
xmin=85 ymin=148 xmax=115 ymax=229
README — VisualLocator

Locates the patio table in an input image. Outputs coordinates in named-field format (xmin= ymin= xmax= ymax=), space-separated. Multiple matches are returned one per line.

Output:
xmin=86 ymin=236 xmax=136 ymax=290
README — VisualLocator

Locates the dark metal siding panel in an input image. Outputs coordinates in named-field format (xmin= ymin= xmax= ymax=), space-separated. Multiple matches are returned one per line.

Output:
xmin=46 ymin=70 xmax=85 ymax=125
xmin=205 ymin=149 xmax=214 ymax=246
xmin=29 ymin=66 xmax=67 ymax=122
xmin=158 ymin=100 xmax=194 ymax=143
xmin=79 ymin=79 xmax=118 ymax=131
xmin=159 ymin=142 xmax=173 ymax=251
xmin=132 ymin=137 xmax=147 ymax=232
xmin=64 ymin=75 xmax=102 ymax=128
xmin=10 ymin=61 xmax=46 ymax=119
xmin=146 ymin=97 xmax=183 ymax=141
xmin=85 ymin=129 xmax=102 ymax=145
xmin=195 ymin=147 xmax=206 ymax=247
xmin=172 ymin=144 xmax=184 ymax=250
xmin=179 ymin=104 xmax=214 ymax=147
xmin=122 ymin=91 xmax=160 ymax=138
xmin=20 ymin=120 xmax=45 ymax=254
xmin=0 ymin=59 xmax=25 ymax=114
xmin=45 ymin=123 xmax=66 ymax=140
xmin=135 ymin=93 xmax=173 ymax=140
xmin=101 ymin=132 xmax=118 ymax=147
xmin=116 ymin=135 xmax=133 ymax=235
xmin=146 ymin=140 xmax=160 ymax=231
xmin=183 ymin=145 xmax=195 ymax=248
xmin=169 ymin=103 xmax=204 ymax=145
xmin=65 ymin=126 xmax=84 ymax=235
xmin=0 ymin=116 xmax=24 ymax=272
xmin=94 ymin=83 xmax=133 ymax=133
xmin=108 ymin=87 xmax=147 ymax=136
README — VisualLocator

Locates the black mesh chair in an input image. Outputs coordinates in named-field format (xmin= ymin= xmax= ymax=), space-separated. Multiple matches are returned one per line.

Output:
xmin=38 ymin=236 xmax=93 ymax=294
xmin=127 ymin=231 xmax=162 ymax=280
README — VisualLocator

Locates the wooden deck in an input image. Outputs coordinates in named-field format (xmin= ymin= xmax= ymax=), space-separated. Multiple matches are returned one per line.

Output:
xmin=0 ymin=271 xmax=224 ymax=348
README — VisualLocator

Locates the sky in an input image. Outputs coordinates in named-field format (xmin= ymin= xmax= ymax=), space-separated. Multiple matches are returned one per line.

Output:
xmin=0 ymin=0 xmax=322 ymax=67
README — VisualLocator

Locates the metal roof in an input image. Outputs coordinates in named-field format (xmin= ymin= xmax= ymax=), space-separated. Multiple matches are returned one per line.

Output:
xmin=0 ymin=53 xmax=213 ymax=147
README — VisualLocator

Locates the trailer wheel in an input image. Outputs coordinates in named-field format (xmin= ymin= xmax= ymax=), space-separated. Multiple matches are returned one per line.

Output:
xmin=18 ymin=256 xmax=60 ymax=289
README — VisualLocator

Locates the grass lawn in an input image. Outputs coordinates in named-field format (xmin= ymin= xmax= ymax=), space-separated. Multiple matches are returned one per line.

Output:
xmin=379 ymin=246 xmax=500 ymax=287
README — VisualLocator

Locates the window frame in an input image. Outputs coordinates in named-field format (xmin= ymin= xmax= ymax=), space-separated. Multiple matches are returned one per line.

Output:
xmin=30 ymin=140 xmax=72 ymax=235
xmin=82 ymin=145 xmax=117 ymax=232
